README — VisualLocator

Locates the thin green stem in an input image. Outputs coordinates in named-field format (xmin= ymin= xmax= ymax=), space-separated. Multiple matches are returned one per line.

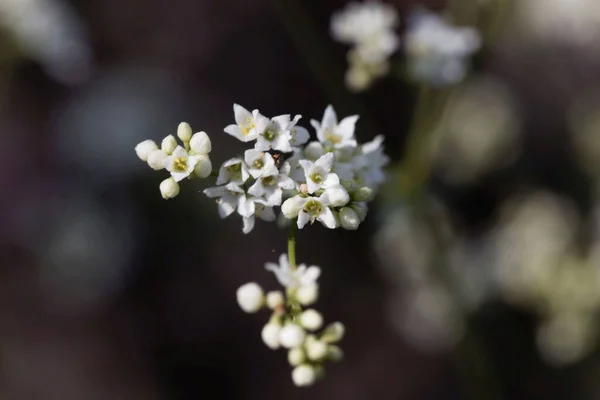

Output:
xmin=288 ymin=221 xmax=298 ymax=270
xmin=210 ymin=169 xmax=219 ymax=178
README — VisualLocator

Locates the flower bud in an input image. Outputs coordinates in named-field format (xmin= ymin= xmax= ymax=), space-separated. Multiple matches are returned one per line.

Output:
xmin=190 ymin=131 xmax=211 ymax=155
xmin=306 ymin=339 xmax=328 ymax=361
xmin=281 ymin=197 xmax=301 ymax=219
xmin=299 ymin=309 xmax=323 ymax=331
xmin=147 ymin=149 xmax=167 ymax=170
xmin=325 ymin=185 xmax=350 ymax=207
xmin=288 ymin=348 xmax=305 ymax=366
xmin=279 ymin=324 xmax=306 ymax=348
xmin=236 ymin=282 xmax=264 ymax=313
xmin=351 ymin=202 xmax=368 ymax=222
xmin=161 ymin=135 xmax=178 ymax=154
xmin=261 ymin=322 xmax=281 ymax=350
xmin=266 ymin=290 xmax=285 ymax=310
xmin=339 ymin=207 xmax=360 ymax=230
xmin=194 ymin=155 xmax=212 ymax=178
xmin=296 ymin=284 xmax=318 ymax=306
xmin=159 ymin=178 xmax=180 ymax=199
xmin=352 ymin=187 xmax=374 ymax=202
xmin=177 ymin=122 xmax=193 ymax=142
xmin=135 ymin=139 xmax=158 ymax=161
xmin=304 ymin=141 xmax=325 ymax=160
xmin=291 ymin=364 xmax=316 ymax=387
xmin=321 ymin=322 xmax=345 ymax=343
xmin=327 ymin=345 xmax=344 ymax=362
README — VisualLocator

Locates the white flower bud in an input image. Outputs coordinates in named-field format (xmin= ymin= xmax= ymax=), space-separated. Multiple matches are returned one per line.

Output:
xmin=194 ymin=155 xmax=212 ymax=178
xmin=351 ymin=202 xmax=368 ymax=222
xmin=325 ymin=185 xmax=350 ymax=207
xmin=346 ymin=64 xmax=372 ymax=93
xmin=159 ymin=178 xmax=180 ymax=199
xmin=190 ymin=131 xmax=211 ymax=155
xmin=236 ymin=282 xmax=264 ymax=313
xmin=135 ymin=139 xmax=158 ymax=161
xmin=299 ymin=309 xmax=323 ymax=331
xmin=147 ymin=149 xmax=168 ymax=170
xmin=321 ymin=322 xmax=345 ymax=343
xmin=288 ymin=348 xmax=305 ymax=366
xmin=327 ymin=345 xmax=344 ymax=362
xmin=306 ymin=339 xmax=328 ymax=361
xmin=304 ymin=141 xmax=325 ymax=160
xmin=161 ymin=135 xmax=178 ymax=154
xmin=281 ymin=197 xmax=301 ymax=219
xmin=339 ymin=207 xmax=360 ymax=230
xmin=291 ymin=364 xmax=316 ymax=387
xmin=261 ymin=322 xmax=281 ymax=350
xmin=352 ymin=187 xmax=374 ymax=202
xmin=177 ymin=122 xmax=193 ymax=142
xmin=279 ymin=324 xmax=306 ymax=348
xmin=266 ymin=290 xmax=285 ymax=309
xmin=296 ymin=284 xmax=318 ymax=306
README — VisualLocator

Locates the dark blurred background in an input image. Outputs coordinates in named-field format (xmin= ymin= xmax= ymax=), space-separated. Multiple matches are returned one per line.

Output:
xmin=3 ymin=0 xmax=600 ymax=399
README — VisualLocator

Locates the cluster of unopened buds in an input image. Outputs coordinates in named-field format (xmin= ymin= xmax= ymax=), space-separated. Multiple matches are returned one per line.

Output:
xmin=237 ymin=254 xmax=345 ymax=386
xmin=135 ymin=103 xmax=388 ymax=386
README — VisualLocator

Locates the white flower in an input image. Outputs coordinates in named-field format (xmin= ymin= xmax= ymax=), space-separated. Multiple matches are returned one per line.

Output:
xmin=135 ymin=139 xmax=158 ymax=161
xmin=296 ymin=284 xmax=319 ymax=305
xmin=147 ymin=149 xmax=168 ymax=170
xmin=244 ymin=149 xmax=276 ymax=179
xmin=164 ymin=146 xmax=198 ymax=182
xmin=262 ymin=322 xmax=282 ymax=349
xmin=255 ymin=114 xmax=294 ymax=153
xmin=321 ymin=322 xmax=345 ymax=343
xmin=159 ymin=177 xmax=180 ymax=199
xmin=161 ymin=135 xmax=178 ymax=154
xmin=331 ymin=1 xmax=400 ymax=64
xmin=224 ymin=104 xmax=261 ymax=142
xmin=241 ymin=197 xmax=277 ymax=234
xmin=288 ymin=118 xmax=311 ymax=147
xmin=266 ymin=290 xmax=285 ymax=309
xmin=311 ymin=105 xmax=359 ymax=149
xmin=203 ymin=182 xmax=252 ymax=219
xmin=282 ymin=193 xmax=338 ymax=229
xmin=236 ymin=282 xmax=264 ymax=313
xmin=291 ymin=364 xmax=316 ymax=387
xmin=265 ymin=254 xmax=321 ymax=290
xmin=305 ymin=338 xmax=328 ymax=361
xmin=405 ymin=8 xmax=481 ymax=86
xmin=216 ymin=158 xmax=249 ymax=185
xmin=339 ymin=207 xmax=360 ymax=230
xmin=288 ymin=348 xmax=306 ymax=366
xmin=177 ymin=122 xmax=192 ymax=142
xmin=190 ymin=131 xmax=211 ymax=155
xmin=355 ymin=134 xmax=389 ymax=189
xmin=299 ymin=309 xmax=323 ymax=331
xmin=279 ymin=324 xmax=306 ymax=348
xmin=248 ymin=164 xmax=295 ymax=206
xmin=299 ymin=153 xmax=341 ymax=194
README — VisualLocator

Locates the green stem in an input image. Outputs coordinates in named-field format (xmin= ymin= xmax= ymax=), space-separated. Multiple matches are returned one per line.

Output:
xmin=288 ymin=221 xmax=298 ymax=270
xmin=210 ymin=169 xmax=219 ymax=178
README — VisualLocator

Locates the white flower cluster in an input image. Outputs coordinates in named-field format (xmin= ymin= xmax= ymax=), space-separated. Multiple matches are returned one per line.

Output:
xmin=331 ymin=1 xmax=400 ymax=92
xmin=404 ymin=8 xmax=481 ymax=86
xmin=135 ymin=122 xmax=213 ymax=199
xmin=204 ymin=104 xmax=388 ymax=233
xmin=236 ymin=254 xmax=345 ymax=387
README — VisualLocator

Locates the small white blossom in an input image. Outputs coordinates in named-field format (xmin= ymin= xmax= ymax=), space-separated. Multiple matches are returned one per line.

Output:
xmin=279 ymin=324 xmax=307 ymax=348
xmin=204 ymin=182 xmax=252 ymax=219
xmin=262 ymin=322 xmax=282 ymax=349
xmin=147 ymin=149 xmax=168 ymax=170
xmin=355 ymin=134 xmax=389 ymax=189
xmin=135 ymin=139 xmax=158 ymax=161
xmin=177 ymin=122 xmax=193 ymax=142
xmin=236 ymin=282 xmax=264 ymax=313
xmin=288 ymin=348 xmax=306 ymax=366
xmin=190 ymin=131 xmax=212 ymax=155
xmin=248 ymin=163 xmax=295 ymax=206
xmin=405 ymin=8 xmax=481 ymax=86
xmin=299 ymin=309 xmax=323 ymax=331
xmin=265 ymin=254 xmax=321 ymax=290
xmin=299 ymin=153 xmax=341 ymax=194
xmin=282 ymin=193 xmax=338 ymax=229
xmin=255 ymin=114 xmax=295 ymax=153
xmin=164 ymin=146 xmax=198 ymax=182
xmin=161 ymin=135 xmax=178 ymax=154
xmin=244 ymin=149 xmax=276 ymax=179
xmin=321 ymin=322 xmax=345 ymax=343
xmin=266 ymin=290 xmax=285 ymax=309
xmin=224 ymin=104 xmax=261 ymax=142
xmin=339 ymin=207 xmax=360 ymax=230
xmin=159 ymin=177 xmax=180 ymax=199
xmin=241 ymin=198 xmax=277 ymax=234
xmin=305 ymin=337 xmax=328 ymax=361
xmin=291 ymin=364 xmax=317 ymax=387
xmin=311 ymin=105 xmax=359 ymax=149
xmin=331 ymin=1 xmax=400 ymax=64
xmin=216 ymin=158 xmax=250 ymax=185
xmin=296 ymin=284 xmax=319 ymax=305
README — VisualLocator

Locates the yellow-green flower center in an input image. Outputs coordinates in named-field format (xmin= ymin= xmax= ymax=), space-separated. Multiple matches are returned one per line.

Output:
xmin=303 ymin=199 xmax=322 ymax=215
xmin=310 ymin=173 xmax=323 ymax=184
xmin=264 ymin=129 xmax=276 ymax=141
xmin=262 ymin=176 xmax=276 ymax=186
xmin=173 ymin=157 xmax=188 ymax=172
xmin=253 ymin=158 xmax=264 ymax=169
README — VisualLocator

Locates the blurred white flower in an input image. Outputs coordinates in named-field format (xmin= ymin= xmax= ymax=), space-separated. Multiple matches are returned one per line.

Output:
xmin=311 ymin=105 xmax=359 ymax=149
xmin=236 ymin=282 xmax=264 ymax=313
xmin=265 ymin=253 xmax=320 ymax=290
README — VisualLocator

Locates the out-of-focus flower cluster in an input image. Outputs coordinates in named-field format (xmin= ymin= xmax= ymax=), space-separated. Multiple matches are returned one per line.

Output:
xmin=236 ymin=254 xmax=345 ymax=387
